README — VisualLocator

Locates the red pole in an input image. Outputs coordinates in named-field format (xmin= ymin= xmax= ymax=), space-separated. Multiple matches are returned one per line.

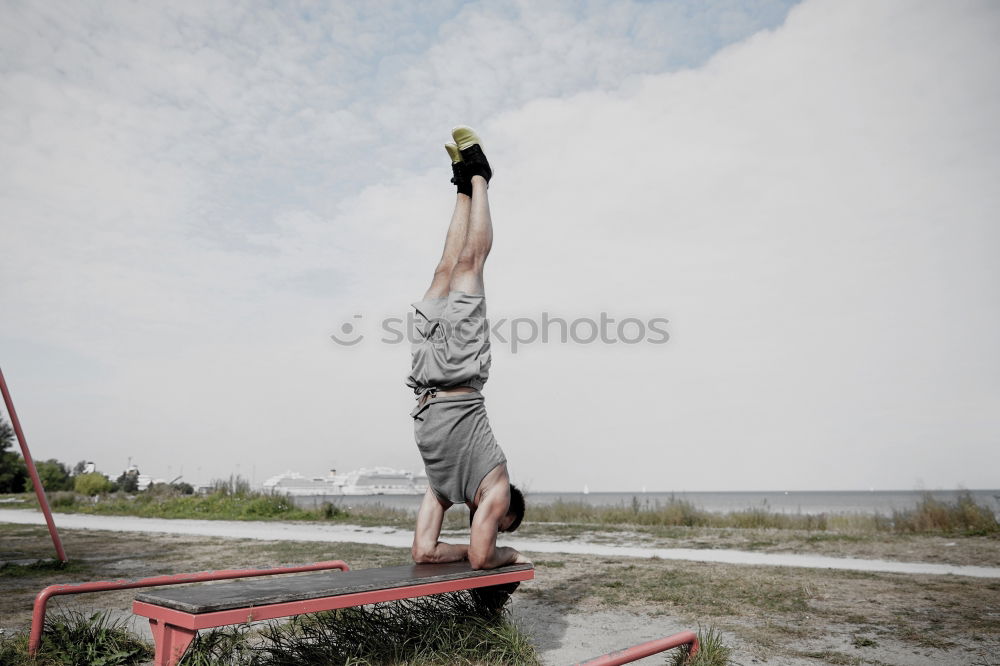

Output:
xmin=573 ymin=631 xmax=700 ymax=666
xmin=0 ymin=366 xmax=68 ymax=562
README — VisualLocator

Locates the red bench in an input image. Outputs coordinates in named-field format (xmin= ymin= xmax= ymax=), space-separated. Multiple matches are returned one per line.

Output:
xmin=33 ymin=560 xmax=697 ymax=665
xmin=131 ymin=560 xmax=533 ymax=666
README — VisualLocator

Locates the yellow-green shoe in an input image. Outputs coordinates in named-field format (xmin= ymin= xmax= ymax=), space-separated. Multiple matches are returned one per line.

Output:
xmin=451 ymin=126 xmax=482 ymax=151
xmin=445 ymin=143 xmax=472 ymax=196
xmin=451 ymin=125 xmax=492 ymax=183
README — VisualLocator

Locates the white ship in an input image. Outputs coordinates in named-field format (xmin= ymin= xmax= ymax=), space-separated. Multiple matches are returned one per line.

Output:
xmin=262 ymin=467 xmax=427 ymax=496
xmin=341 ymin=467 xmax=427 ymax=495
xmin=262 ymin=470 xmax=344 ymax=496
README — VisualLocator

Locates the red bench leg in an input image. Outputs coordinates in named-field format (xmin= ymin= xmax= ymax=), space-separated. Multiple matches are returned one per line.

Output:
xmin=148 ymin=618 xmax=197 ymax=666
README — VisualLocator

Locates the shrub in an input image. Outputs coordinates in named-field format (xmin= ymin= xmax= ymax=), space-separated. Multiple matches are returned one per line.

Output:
xmin=26 ymin=459 xmax=73 ymax=492
xmin=74 ymin=472 xmax=113 ymax=496
xmin=892 ymin=491 xmax=999 ymax=535
xmin=669 ymin=626 xmax=734 ymax=666
xmin=48 ymin=491 xmax=78 ymax=509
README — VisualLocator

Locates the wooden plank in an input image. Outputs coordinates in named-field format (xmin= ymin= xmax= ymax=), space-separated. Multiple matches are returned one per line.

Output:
xmin=135 ymin=562 xmax=533 ymax=614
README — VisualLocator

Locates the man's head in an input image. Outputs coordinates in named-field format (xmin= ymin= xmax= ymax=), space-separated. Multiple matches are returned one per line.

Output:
xmin=470 ymin=483 xmax=526 ymax=533
xmin=499 ymin=483 xmax=525 ymax=533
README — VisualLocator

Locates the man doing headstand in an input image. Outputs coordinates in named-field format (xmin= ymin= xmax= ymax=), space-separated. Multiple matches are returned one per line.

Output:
xmin=407 ymin=126 xmax=530 ymax=570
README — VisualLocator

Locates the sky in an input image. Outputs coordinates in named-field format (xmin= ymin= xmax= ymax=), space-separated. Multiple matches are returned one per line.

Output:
xmin=1 ymin=0 xmax=998 ymax=492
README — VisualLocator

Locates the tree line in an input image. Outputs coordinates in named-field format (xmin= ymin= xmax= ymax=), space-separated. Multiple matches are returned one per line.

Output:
xmin=0 ymin=416 xmax=192 ymax=495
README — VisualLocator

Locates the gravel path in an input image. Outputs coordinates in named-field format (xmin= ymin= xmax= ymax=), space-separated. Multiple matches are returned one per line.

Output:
xmin=3 ymin=509 xmax=998 ymax=578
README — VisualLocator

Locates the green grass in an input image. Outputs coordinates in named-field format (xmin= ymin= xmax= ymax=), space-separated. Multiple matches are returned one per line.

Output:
xmin=0 ymin=558 xmax=90 ymax=578
xmin=0 ymin=593 xmax=538 ymax=666
xmin=40 ymin=489 xmax=322 ymax=521
xmin=0 ymin=610 xmax=152 ymax=665
xmin=10 ymin=488 xmax=997 ymax=536
xmin=247 ymin=591 xmax=538 ymax=665
xmin=667 ymin=627 xmax=734 ymax=666
xmin=891 ymin=491 xmax=1000 ymax=535
xmin=524 ymin=491 xmax=998 ymax=535
xmin=11 ymin=486 xmax=473 ymax=529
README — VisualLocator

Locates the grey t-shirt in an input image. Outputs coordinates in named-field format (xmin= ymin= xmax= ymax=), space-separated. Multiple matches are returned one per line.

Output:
xmin=410 ymin=391 xmax=506 ymax=505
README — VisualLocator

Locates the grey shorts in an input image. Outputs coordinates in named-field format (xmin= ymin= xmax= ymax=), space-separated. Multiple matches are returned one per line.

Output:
xmin=405 ymin=290 xmax=491 ymax=396
xmin=410 ymin=391 xmax=506 ymax=505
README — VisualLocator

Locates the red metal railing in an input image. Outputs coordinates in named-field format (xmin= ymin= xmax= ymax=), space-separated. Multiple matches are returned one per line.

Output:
xmin=29 ymin=560 xmax=349 ymax=655
xmin=0 ymin=366 xmax=67 ymax=563
xmin=574 ymin=631 xmax=700 ymax=665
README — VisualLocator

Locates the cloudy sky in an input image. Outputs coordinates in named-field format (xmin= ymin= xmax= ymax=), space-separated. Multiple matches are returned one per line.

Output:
xmin=2 ymin=0 xmax=998 ymax=492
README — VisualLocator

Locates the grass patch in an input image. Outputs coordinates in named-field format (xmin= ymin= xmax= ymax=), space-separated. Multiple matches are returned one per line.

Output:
xmin=792 ymin=650 xmax=864 ymax=665
xmin=0 ymin=592 xmax=536 ymax=665
xmin=240 ymin=540 xmax=412 ymax=569
xmin=892 ymin=491 xmax=1000 ymax=535
xmin=50 ymin=490 xmax=321 ymax=521
xmin=0 ymin=558 xmax=89 ymax=578
xmin=178 ymin=590 xmax=538 ymax=665
xmin=0 ymin=610 xmax=152 ymax=665
xmin=530 ymin=560 xmax=812 ymax=618
xmin=11 ymin=488 xmax=997 ymax=537
xmin=525 ymin=492 xmax=998 ymax=536
xmin=11 ymin=487 xmax=469 ymax=530
xmin=668 ymin=626 xmax=734 ymax=666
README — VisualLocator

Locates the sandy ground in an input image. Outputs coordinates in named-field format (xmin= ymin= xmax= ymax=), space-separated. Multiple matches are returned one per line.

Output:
xmin=2 ymin=521 xmax=999 ymax=665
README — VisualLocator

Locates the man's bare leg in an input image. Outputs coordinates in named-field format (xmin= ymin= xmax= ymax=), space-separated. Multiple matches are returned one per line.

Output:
xmin=448 ymin=176 xmax=492 ymax=295
xmin=423 ymin=193 xmax=472 ymax=301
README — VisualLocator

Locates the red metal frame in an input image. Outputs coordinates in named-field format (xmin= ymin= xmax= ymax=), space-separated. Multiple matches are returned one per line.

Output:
xmin=0 ymin=366 xmax=67 ymax=563
xmin=29 ymin=560 xmax=349 ymax=656
xmin=131 ymin=567 xmax=534 ymax=666
xmin=574 ymin=631 xmax=700 ymax=665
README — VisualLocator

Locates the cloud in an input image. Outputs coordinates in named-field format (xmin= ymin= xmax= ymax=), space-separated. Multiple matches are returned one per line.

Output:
xmin=2 ymin=0 xmax=997 ymax=490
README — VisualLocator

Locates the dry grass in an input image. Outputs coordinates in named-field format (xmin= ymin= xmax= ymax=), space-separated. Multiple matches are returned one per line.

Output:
xmin=524 ymin=491 xmax=998 ymax=535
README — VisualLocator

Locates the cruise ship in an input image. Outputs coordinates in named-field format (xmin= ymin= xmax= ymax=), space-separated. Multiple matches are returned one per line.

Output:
xmin=262 ymin=467 xmax=427 ymax=496
xmin=261 ymin=470 xmax=343 ymax=496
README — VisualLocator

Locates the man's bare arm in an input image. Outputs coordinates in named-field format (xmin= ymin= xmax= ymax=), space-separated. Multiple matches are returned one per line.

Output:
xmin=412 ymin=488 xmax=468 ymax=563
xmin=467 ymin=487 xmax=529 ymax=570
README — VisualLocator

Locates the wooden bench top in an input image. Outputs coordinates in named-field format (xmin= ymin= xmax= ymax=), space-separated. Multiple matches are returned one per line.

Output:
xmin=135 ymin=561 xmax=534 ymax=614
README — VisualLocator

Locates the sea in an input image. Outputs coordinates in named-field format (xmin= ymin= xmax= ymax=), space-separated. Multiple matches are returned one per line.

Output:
xmin=290 ymin=489 xmax=1000 ymax=517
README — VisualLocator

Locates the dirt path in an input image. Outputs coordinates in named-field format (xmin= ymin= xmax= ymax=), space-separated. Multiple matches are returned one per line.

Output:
xmin=3 ymin=509 xmax=998 ymax=577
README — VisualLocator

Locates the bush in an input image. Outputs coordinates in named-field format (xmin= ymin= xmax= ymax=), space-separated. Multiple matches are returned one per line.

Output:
xmin=26 ymin=459 xmax=73 ymax=492
xmin=48 ymin=491 xmax=78 ymax=509
xmin=172 ymin=481 xmax=195 ymax=495
xmin=892 ymin=491 xmax=999 ymax=535
xmin=113 ymin=470 xmax=139 ymax=493
xmin=211 ymin=475 xmax=252 ymax=496
xmin=74 ymin=472 xmax=113 ymax=496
